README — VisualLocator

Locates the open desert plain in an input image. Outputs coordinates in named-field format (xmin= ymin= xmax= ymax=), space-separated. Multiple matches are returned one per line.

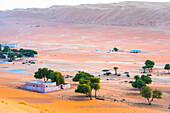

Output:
xmin=0 ymin=1 xmax=170 ymax=113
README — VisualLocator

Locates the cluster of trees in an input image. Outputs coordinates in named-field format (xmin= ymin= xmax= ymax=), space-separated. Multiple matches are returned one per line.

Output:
xmin=142 ymin=60 xmax=155 ymax=73
xmin=131 ymin=75 xmax=162 ymax=105
xmin=142 ymin=60 xmax=169 ymax=74
xmin=19 ymin=48 xmax=38 ymax=57
xmin=73 ymin=71 xmax=101 ymax=100
xmin=34 ymin=68 xmax=65 ymax=84
xmin=11 ymin=48 xmax=38 ymax=57
xmin=0 ymin=44 xmax=38 ymax=62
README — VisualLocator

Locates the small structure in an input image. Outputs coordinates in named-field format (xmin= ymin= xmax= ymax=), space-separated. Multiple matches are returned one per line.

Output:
xmin=130 ymin=50 xmax=141 ymax=53
xmin=21 ymin=80 xmax=70 ymax=93
xmin=2 ymin=44 xmax=20 ymax=48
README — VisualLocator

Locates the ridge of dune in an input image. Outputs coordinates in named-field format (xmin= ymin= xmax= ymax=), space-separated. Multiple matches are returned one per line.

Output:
xmin=0 ymin=2 xmax=170 ymax=27
xmin=0 ymin=98 xmax=41 ymax=113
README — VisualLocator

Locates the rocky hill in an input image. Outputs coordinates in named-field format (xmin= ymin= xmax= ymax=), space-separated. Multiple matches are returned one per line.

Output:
xmin=0 ymin=2 xmax=170 ymax=27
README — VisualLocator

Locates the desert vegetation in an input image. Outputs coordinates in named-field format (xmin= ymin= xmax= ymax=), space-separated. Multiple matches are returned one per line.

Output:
xmin=164 ymin=64 xmax=170 ymax=74
xmin=141 ymin=86 xmax=162 ymax=105
xmin=73 ymin=71 xmax=101 ymax=100
xmin=142 ymin=60 xmax=155 ymax=73
xmin=0 ymin=44 xmax=38 ymax=62
xmin=34 ymin=67 xmax=65 ymax=84
xmin=131 ymin=74 xmax=162 ymax=105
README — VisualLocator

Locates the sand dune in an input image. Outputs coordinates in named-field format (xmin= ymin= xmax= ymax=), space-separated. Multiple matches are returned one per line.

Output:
xmin=0 ymin=2 xmax=170 ymax=27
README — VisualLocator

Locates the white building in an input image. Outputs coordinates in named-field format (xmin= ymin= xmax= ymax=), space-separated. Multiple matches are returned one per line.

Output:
xmin=21 ymin=80 xmax=71 ymax=93
xmin=2 ymin=44 xmax=20 ymax=48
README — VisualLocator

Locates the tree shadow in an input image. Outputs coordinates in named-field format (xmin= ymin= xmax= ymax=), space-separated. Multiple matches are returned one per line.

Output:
xmin=128 ymin=88 xmax=139 ymax=91
xmin=127 ymin=92 xmax=141 ymax=96
xmin=133 ymin=102 xmax=163 ymax=108
xmin=68 ymin=95 xmax=91 ymax=101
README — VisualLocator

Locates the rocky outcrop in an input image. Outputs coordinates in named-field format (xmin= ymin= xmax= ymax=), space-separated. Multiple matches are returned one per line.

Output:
xmin=0 ymin=2 xmax=170 ymax=27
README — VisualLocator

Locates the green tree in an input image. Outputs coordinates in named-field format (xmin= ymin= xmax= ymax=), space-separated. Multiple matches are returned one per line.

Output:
xmin=50 ymin=71 xmax=65 ymax=84
xmin=75 ymin=84 xmax=92 ymax=100
xmin=141 ymin=86 xmax=162 ymax=105
xmin=72 ymin=71 xmax=94 ymax=81
xmin=113 ymin=67 xmax=118 ymax=75
xmin=34 ymin=68 xmax=51 ymax=81
xmin=74 ymin=71 xmax=101 ymax=100
xmin=0 ymin=51 xmax=4 ymax=58
xmin=79 ymin=78 xmax=90 ymax=85
xmin=47 ymin=69 xmax=54 ymax=81
xmin=146 ymin=65 xmax=154 ymax=72
xmin=164 ymin=64 xmax=170 ymax=74
xmin=134 ymin=75 xmax=140 ymax=80
xmin=3 ymin=46 xmax=10 ymax=52
xmin=17 ymin=53 xmax=24 ymax=59
xmin=0 ymin=44 xmax=1 ymax=51
xmin=132 ymin=79 xmax=146 ymax=92
xmin=8 ymin=52 xmax=15 ymax=60
xmin=141 ymin=75 xmax=152 ymax=84
xmin=145 ymin=60 xmax=155 ymax=66
xmin=93 ymin=83 xmax=100 ymax=98
xmin=88 ymin=77 xmax=101 ymax=98
xmin=142 ymin=66 xmax=147 ymax=73
xmin=145 ymin=60 xmax=155 ymax=72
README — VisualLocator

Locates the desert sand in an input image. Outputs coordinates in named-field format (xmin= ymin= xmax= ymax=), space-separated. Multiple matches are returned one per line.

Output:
xmin=0 ymin=4 xmax=170 ymax=112
xmin=0 ymin=71 xmax=169 ymax=113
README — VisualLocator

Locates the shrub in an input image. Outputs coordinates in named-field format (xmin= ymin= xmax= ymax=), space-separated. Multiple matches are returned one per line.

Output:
xmin=18 ymin=100 xmax=27 ymax=105
xmin=129 ymin=81 xmax=134 ymax=83
xmin=22 ymin=62 xmax=25 ymax=64
xmin=31 ymin=61 xmax=35 ymax=64
xmin=117 ymin=74 xmax=121 ymax=76
xmin=106 ymin=72 xmax=112 ymax=76
xmin=147 ymin=74 xmax=152 ymax=76
xmin=127 ymin=74 xmax=130 ymax=77
xmin=8 ymin=60 xmax=12 ymax=62
xmin=44 ymin=108 xmax=49 ymax=112
xmin=1 ymin=100 xmax=5 ymax=103
xmin=122 ymin=99 xmax=126 ymax=101
xmin=113 ymin=47 xmax=118 ymax=51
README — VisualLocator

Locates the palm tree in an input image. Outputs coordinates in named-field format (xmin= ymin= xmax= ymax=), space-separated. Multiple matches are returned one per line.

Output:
xmin=113 ymin=67 xmax=118 ymax=75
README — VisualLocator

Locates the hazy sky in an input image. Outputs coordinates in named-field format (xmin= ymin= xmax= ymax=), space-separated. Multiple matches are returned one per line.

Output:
xmin=0 ymin=0 xmax=169 ymax=11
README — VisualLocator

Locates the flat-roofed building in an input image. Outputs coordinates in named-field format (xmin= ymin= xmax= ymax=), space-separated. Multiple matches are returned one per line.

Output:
xmin=21 ymin=80 xmax=70 ymax=93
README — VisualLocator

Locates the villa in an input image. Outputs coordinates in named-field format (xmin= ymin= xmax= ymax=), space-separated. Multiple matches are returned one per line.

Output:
xmin=21 ymin=80 xmax=71 ymax=93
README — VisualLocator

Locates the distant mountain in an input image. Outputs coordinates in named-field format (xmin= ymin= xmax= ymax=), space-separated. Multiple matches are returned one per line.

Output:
xmin=0 ymin=2 xmax=170 ymax=27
